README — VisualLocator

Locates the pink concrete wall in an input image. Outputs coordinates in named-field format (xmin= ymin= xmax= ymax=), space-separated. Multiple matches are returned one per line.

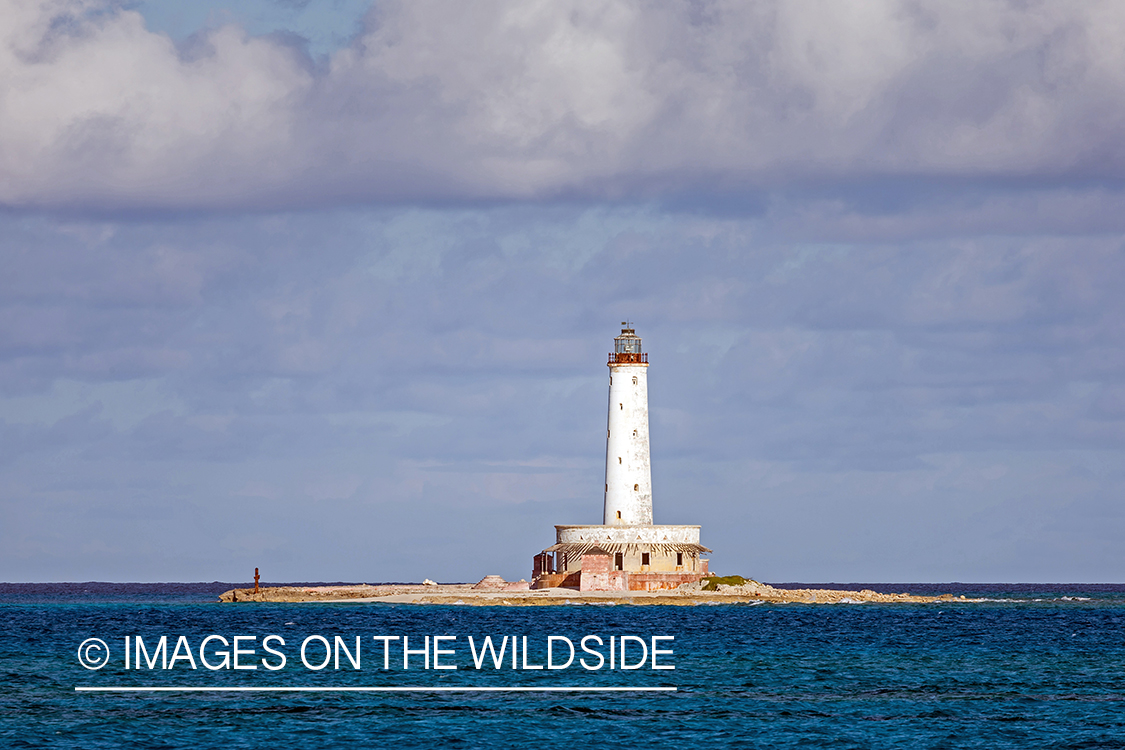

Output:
xmin=535 ymin=557 xmax=707 ymax=592
xmin=627 ymin=571 xmax=705 ymax=591
xmin=579 ymin=553 xmax=611 ymax=591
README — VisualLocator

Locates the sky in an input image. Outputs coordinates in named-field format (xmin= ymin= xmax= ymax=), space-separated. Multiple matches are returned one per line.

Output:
xmin=2 ymin=0 xmax=1124 ymax=584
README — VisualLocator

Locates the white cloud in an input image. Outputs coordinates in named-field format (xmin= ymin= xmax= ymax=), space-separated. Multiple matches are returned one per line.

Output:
xmin=2 ymin=0 xmax=1125 ymax=211
xmin=0 ymin=0 xmax=311 ymax=209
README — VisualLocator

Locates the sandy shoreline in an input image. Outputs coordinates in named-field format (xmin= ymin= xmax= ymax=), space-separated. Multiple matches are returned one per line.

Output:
xmin=219 ymin=581 xmax=977 ymax=606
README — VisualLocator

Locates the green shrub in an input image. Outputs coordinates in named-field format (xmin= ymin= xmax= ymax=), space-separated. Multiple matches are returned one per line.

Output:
xmin=701 ymin=575 xmax=748 ymax=591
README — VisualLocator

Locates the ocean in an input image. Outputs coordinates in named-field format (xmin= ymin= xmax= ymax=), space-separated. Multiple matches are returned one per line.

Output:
xmin=2 ymin=583 xmax=1122 ymax=748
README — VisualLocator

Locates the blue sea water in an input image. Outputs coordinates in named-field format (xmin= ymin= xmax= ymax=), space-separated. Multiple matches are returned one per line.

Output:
xmin=2 ymin=583 xmax=1123 ymax=748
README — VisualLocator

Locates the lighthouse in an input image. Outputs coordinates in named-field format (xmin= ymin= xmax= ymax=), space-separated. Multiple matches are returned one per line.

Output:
xmin=531 ymin=323 xmax=710 ymax=591
xmin=604 ymin=324 xmax=653 ymax=525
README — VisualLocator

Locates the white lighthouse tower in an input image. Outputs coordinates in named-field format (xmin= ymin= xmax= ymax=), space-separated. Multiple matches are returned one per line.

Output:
xmin=604 ymin=324 xmax=653 ymax=525
xmin=532 ymin=323 xmax=710 ymax=591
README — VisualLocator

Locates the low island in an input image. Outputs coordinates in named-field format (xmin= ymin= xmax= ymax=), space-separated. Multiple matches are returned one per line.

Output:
xmin=220 ymin=576 xmax=976 ymax=606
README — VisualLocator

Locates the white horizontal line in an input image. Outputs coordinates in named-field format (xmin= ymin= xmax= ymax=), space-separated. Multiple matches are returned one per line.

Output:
xmin=75 ymin=686 xmax=676 ymax=693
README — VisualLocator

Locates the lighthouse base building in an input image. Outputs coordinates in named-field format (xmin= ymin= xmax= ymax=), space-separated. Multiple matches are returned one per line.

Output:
xmin=532 ymin=324 xmax=710 ymax=592
xmin=532 ymin=524 xmax=709 ymax=592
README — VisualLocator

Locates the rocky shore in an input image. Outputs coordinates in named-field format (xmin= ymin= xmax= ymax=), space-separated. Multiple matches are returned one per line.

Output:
xmin=219 ymin=577 xmax=977 ymax=606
